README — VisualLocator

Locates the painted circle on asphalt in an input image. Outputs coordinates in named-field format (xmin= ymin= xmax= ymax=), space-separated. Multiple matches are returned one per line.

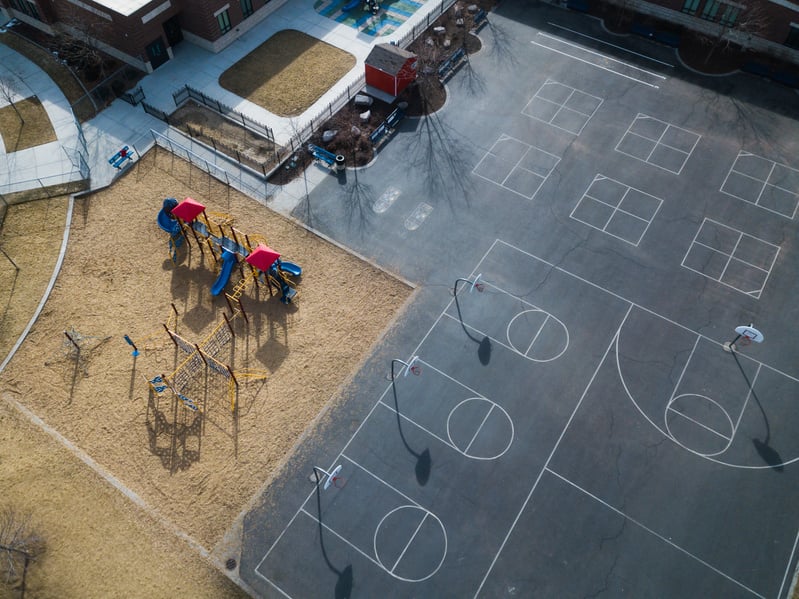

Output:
xmin=664 ymin=393 xmax=734 ymax=457
xmin=446 ymin=397 xmax=514 ymax=460
xmin=373 ymin=505 xmax=447 ymax=582
xmin=507 ymin=309 xmax=569 ymax=362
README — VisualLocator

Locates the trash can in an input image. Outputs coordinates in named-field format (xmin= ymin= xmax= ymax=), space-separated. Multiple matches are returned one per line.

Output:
xmin=335 ymin=154 xmax=346 ymax=172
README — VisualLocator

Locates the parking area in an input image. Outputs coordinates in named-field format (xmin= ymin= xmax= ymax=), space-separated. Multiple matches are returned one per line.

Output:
xmin=242 ymin=3 xmax=799 ymax=597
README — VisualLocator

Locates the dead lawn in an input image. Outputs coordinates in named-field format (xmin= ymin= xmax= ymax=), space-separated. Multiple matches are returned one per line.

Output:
xmin=219 ymin=29 xmax=356 ymax=117
xmin=0 ymin=96 xmax=56 ymax=152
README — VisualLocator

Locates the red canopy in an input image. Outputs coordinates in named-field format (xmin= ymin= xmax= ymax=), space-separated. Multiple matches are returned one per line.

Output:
xmin=245 ymin=244 xmax=280 ymax=271
xmin=171 ymin=197 xmax=205 ymax=223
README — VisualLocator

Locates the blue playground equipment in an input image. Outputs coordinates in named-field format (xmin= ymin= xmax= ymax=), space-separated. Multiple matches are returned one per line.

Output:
xmin=268 ymin=261 xmax=298 ymax=304
xmin=341 ymin=0 xmax=360 ymax=10
xmin=211 ymin=249 xmax=238 ymax=296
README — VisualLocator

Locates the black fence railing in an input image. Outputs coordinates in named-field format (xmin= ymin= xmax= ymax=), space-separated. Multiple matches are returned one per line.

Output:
xmin=172 ymin=85 xmax=275 ymax=142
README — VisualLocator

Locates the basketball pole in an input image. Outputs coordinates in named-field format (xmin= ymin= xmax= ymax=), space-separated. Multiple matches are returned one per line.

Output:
xmin=390 ymin=356 xmax=419 ymax=381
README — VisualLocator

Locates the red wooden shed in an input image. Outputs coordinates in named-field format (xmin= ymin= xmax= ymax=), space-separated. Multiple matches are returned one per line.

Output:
xmin=364 ymin=43 xmax=418 ymax=98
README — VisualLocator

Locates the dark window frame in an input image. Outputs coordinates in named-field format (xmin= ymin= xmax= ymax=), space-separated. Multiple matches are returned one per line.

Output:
xmin=217 ymin=9 xmax=232 ymax=35
xmin=241 ymin=0 xmax=254 ymax=18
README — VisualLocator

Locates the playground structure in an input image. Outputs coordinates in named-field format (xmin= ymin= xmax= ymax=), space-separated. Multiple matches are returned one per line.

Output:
xmin=141 ymin=300 xmax=270 ymax=471
xmin=156 ymin=197 xmax=301 ymax=305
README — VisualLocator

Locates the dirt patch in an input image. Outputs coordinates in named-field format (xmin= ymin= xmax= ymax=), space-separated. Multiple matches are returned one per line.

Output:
xmin=219 ymin=30 xmax=357 ymax=117
xmin=170 ymin=100 xmax=282 ymax=173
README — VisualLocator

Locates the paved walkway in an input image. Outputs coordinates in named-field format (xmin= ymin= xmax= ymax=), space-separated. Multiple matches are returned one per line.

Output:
xmin=1 ymin=0 xmax=444 ymax=202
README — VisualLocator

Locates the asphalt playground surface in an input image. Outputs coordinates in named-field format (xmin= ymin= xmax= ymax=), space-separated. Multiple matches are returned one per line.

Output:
xmin=240 ymin=2 xmax=799 ymax=597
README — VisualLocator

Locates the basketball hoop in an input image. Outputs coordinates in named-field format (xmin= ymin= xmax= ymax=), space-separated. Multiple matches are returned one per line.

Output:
xmin=474 ymin=282 xmax=485 ymax=293
xmin=332 ymin=475 xmax=347 ymax=489
xmin=410 ymin=364 xmax=422 ymax=376
xmin=740 ymin=335 xmax=752 ymax=346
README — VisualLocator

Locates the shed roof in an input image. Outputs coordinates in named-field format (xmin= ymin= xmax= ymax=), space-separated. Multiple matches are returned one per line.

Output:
xmin=365 ymin=43 xmax=417 ymax=75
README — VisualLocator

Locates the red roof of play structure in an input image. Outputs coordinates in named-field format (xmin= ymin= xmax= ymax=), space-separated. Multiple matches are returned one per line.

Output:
xmin=245 ymin=244 xmax=280 ymax=271
xmin=171 ymin=197 xmax=205 ymax=222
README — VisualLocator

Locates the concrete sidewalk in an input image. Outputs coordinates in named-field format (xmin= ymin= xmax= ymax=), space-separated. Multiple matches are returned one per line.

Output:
xmin=3 ymin=0 xmax=446 ymax=203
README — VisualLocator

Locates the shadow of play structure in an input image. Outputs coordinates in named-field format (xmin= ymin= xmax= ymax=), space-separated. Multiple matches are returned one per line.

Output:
xmin=156 ymin=196 xmax=302 ymax=305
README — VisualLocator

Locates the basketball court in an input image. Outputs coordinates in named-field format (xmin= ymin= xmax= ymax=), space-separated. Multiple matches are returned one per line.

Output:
xmin=240 ymin=4 xmax=799 ymax=597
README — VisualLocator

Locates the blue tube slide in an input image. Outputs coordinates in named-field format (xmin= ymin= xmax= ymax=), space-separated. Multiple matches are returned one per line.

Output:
xmin=211 ymin=249 xmax=238 ymax=296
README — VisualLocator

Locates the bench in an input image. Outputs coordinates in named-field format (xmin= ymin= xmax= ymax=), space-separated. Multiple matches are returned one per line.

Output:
xmin=369 ymin=123 xmax=389 ymax=146
xmin=109 ymin=145 xmax=134 ymax=169
xmin=369 ymin=108 xmax=405 ymax=151
xmin=438 ymin=47 xmax=466 ymax=81
xmin=386 ymin=107 xmax=404 ymax=129
xmin=472 ymin=8 xmax=488 ymax=30
xmin=307 ymin=143 xmax=337 ymax=168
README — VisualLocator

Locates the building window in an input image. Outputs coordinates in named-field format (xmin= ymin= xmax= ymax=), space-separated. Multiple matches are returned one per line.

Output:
xmin=217 ymin=9 xmax=232 ymax=34
xmin=700 ymin=0 xmax=741 ymax=27
xmin=9 ymin=0 xmax=41 ymax=20
xmin=681 ymin=0 xmax=700 ymax=16
xmin=241 ymin=0 xmax=254 ymax=18
xmin=786 ymin=25 xmax=799 ymax=49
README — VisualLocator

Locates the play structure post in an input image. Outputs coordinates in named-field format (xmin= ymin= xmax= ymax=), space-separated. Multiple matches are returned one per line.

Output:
xmin=164 ymin=324 xmax=178 ymax=347
xmin=227 ymin=365 xmax=238 ymax=388
xmin=223 ymin=313 xmax=235 ymax=338
xmin=206 ymin=238 xmax=218 ymax=263
xmin=229 ymin=226 xmax=240 ymax=248
xmin=224 ymin=293 xmax=236 ymax=316
xmin=123 ymin=335 xmax=139 ymax=357
xmin=237 ymin=296 xmax=248 ymax=324
xmin=194 ymin=344 xmax=208 ymax=366
xmin=171 ymin=303 xmax=179 ymax=322
xmin=189 ymin=225 xmax=205 ymax=257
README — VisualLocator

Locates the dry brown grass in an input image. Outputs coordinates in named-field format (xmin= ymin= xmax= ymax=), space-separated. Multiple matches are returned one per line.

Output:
xmin=0 ymin=96 xmax=57 ymax=152
xmin=219 ymin=29 xmax=356 ymax=117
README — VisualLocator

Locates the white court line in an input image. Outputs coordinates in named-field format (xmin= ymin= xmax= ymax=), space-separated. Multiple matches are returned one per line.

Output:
xmin=298 ymin=507 xmax=383 ymax=568
xmin=465 ymin=403 xmax=495 ymax=455
xmin=546 ymin=22 xmax=676 ymax=67
xmin=545 ymin=468 xmax=767 ymax=599
xmin=524 ymin=315 xmax=549 ymax=356
xmin=718 ymin=231 xmax=744 ymax=285
xmin=530 ymin=39 xmax=660 ymax=89
xmin=666 ymin=405 xmax=732 ymax=441
xmin=473 ymin=304 xmax=633 ymax=598
xmin=691 ymin=242 xmax=771 ymax=274
xmin=391 ymin=512 xmax=429 ymax=573
xmin=667 ymin=335 xmax=700 ymax=407
xmin=487 ymin=239 xmax=799 ymax=385
xmin=378 ymin=401 xmax=454 ymax=450
xmin=537 ymin=32 xmax=667 ymax=79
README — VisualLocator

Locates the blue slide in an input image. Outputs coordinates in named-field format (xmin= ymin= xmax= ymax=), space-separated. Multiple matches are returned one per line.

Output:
xmin=211 ymin=249 xmax=238 ymax=296
xmin=277 ymin=260 xmax=301 ymax=278
xmin=157 ymin=198 xmax=184 ymax=249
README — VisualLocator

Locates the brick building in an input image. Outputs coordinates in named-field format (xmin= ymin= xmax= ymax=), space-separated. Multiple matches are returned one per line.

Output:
xmin=0 ymin=0 xmax=288 ymax=72
xmin=591 ymin=0 xmax=799 ymax=64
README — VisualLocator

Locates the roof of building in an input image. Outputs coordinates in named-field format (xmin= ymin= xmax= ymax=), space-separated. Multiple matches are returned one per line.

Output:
xmin=365 ymin=43 xmax=417 ymax=74
xmin=93 ymin=0 xmax=158 ymax=17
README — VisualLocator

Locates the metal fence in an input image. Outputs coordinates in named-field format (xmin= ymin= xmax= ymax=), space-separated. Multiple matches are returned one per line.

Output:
xmin=149 ymin=129 xmax=271 ymax=202
xmin=393 ymin=0 xmax=461 ymax=49
xmin=172 ymin=85 xmax=275 ymax=142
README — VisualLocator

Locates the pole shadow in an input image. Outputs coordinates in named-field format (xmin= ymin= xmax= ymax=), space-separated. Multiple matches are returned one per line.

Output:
xmin=730 ymin=351 xmax=783 ymax=472
xmin=313 ymin=470 xmax=354 ymax=599
xmin=453 ymin=278 xmax=491 ymax=365
xmin=390 ymin=372 xmax=432 ymax=486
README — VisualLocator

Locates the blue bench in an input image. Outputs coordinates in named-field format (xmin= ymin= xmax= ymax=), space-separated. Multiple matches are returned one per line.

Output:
xmin=386 ymin=107 xmax=404 ymax=129
xmin=473 ymin=8 xmax=488 ymax=29
xmin=438 ymin=47 xmax=466 ymax=81
xmin=109 ymin=145 xmax=134 ymax=169
xmin=369 ymin=123 xmax=388 ymax=146
xmin=307 ymin=143 xmax=337 ymax=167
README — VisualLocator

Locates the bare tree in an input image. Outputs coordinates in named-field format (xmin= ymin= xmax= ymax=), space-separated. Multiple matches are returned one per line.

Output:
xmin=0 ymin=507 xmax=46 ymax=598
xmin=699 ymin=2 xmax=769 ymax=65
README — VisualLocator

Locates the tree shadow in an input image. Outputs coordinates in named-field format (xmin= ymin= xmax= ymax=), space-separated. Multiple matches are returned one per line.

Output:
xmin=730 ymin=351 xmax=783 ymax=472
xmin=314 ymin=471 xmax=354 ymax=599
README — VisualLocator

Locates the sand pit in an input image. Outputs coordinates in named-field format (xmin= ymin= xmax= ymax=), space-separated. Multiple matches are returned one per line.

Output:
xmin=0 ymin=148 xmax=412 ymax=594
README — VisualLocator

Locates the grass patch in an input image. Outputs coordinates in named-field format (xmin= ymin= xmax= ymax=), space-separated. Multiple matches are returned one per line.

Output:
xmin=0 ymin=96 xmax=57 ymax=151
xmin=219 ymin=29 xmax=356 ymax=117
